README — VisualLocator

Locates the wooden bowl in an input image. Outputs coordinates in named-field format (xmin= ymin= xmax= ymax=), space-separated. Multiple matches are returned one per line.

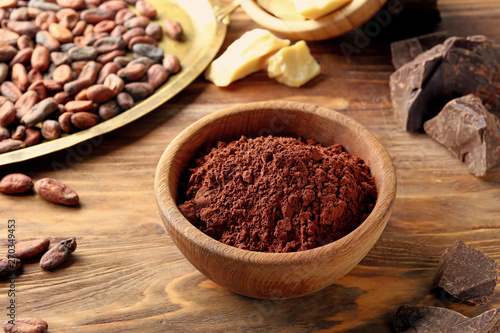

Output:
xmin=155 ymin=101 xmax=396 ymax=299
xmin=240 ymin=0 xmax=387 ymax=41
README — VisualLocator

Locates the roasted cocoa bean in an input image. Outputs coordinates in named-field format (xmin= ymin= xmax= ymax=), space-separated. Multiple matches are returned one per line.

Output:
xmin=35 ymin=11 xmax=57 ymax=31
xmin=17 ymin=35 xmax=34 ymax=50
xmin=52 ymin=64 xmax=73 ymax=85
xmin=72 ymin=60 xmax=89 ymax=75
xmin=72 ymin=20 xmax=86 ymax=36
xmin=163 ymin=18 xmax=183 ymax=40
xmin=124 ymin=82 xmax=153 ymax=100
xmin=110 ymin=24 xmax=128 ymax=38
xmin=24 ymin=127 xmax=40 ymax=146
xmin=0 ymin=28 xmax=19 ymax=45
xmin=113 ymin=56 xmax=130 ymax=67
xmin=75 ymin=88 xmax=88 ymax=100
xmin=57 ymin=0 xmax=85 ymax=10
xmin=40 ymin=237 xmax=76 ymax=269
xmin=60 ymin=42 xmax=77 ymax=53
xmin=64 ymin=78 xmax=91 ymax=94
xmin=65 ymin=100 xmax=95 ymax=113
xmin=0 ymin=257 xmax=21 ymax=275
xmin=6 ymin=19 xmax=39 ymax=37
xmin=21 ymin=97 xmax=58 ymax=127
xmin=50 ymin=52 xmax=71 ymax=66
xmin=0 ymin=173 xmax=33 ymax=194
xmin=163 ymin=54 xmax=180 ymax=74
xmin=35 ymin=178 xmax=79 ymax=206
xmin=123 ymin=16 xmax=149 ymax=29
xmin=27 ymin=80 xmax=46 ymax=100
xmin=12 ymin=63 xmax=30 ymax=91
xmin=54 ymin=90 xmax=73 ymax=104
xmin=99 ymin=99 xmax=119 ymax=119
xmin=94 ymin=19 xmax=115 ymax=33
xmin=0 ymin=139 xmax=25 ymax=153
xmin=12 ymin=238 xmax=50 ymax=259
xmin=43 ymin=80 xmax=63 ymax=93
xmin=31 ymin=45 xmax=50 ymax=73
xmin=96 ymin=49 xmax=125 ymax=64
xmin=71 ymin=111 xmax=99 ymax=129
xmin=68 ymin=46 xmax=97 ymax=61
xmin=132 ymin=43 xmax=163 ymax=62
xmin=128 ymin=35 xmax=157 ymax=49
xmin=147 ymin=64 xmax=168 ymax=88
xmin=0 ymin=100 xmax=15 ymax=126
xmin=0 ymin=44 xmax=17 ymax=62
xmin=115 ymin=8 xmax=135 ymax=25
xmin=97 ymin=61 xmax=121 ymax=84
xmin=48 ymin=22 xmax=73 ymax=44
xmin=122 ymin=27 xmax=145 ymax=45
xmin=41 ymin=119 xmax=61 ymax=140
xmin=79 ymin=60 xmax=101 ymax=83
xmin=87 ymin=84 xmax=115 ymax=103
xmin=11 ymin=125 xmax=25 ymax=140
xmin=28 ymin=69 xmax=43 ymax=84
xmin=103 ymin=73 xmax=124 ymax=94
xmin=15 ymin=90 xmax=39 ymax=120
xmin=3 ymin=318 xmax=48 ymax=333
xmin=99 ymin=0 xmax=126 ymax=10
xmin=81 ymin=8 xmax=115 ymax=24
xmin=58 ymin=111 xmax=74 ymax=133
xmin=35 ymin=30 xmax=61 ymax=52
xmin=93 ymin=36 xmax=126 ymax=54
xmin=56 ymin=8 xmax=79 ymax=30
xmin=84 ymin=31 xmax=108 ymax=46
xmin=117 ymin=62 xmax=146 ymax=82
xmin=116 ymin=91 xmax=134 ymax=109
xmin=136 ymin=0 xmax=156 ymax=19
xmin=9 ymin=47 xmax=33 ymax=66
xmin=1 ymin=81 xmax=22 ymax=103
xmin=145 ymin=22 xmax=162 ymax=41
xmin=129 ymin=56 xmax=154 ymax=70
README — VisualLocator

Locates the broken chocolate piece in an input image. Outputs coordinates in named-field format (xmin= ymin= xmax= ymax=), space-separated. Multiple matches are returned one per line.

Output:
xmin=432 ymin=240 xmax=499 ymax=305
xmin=391 ymin=31 xmax=448 ymax=69
xmin=424 ymin=94 xmax=500 ymax=177
xmin=394 ymin=305 xmax=500 ymax=333
xmin=390 ymin=35 xmax=500 ymax=131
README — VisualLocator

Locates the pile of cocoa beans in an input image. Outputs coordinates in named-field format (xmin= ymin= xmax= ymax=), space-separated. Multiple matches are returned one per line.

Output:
xmin=0 ymin=0 xmax=182 ymax=155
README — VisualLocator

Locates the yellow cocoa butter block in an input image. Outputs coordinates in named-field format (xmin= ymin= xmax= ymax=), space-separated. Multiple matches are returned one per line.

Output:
xmin=291 ymin=0 xmax=352 ymax=19
xmin=204 ymin=29 xmax=290 ymax=87
xmin=256 ymin=0 xmax=305 ymax=21
xmin=267 ymin=40 xmax=320 ymax=88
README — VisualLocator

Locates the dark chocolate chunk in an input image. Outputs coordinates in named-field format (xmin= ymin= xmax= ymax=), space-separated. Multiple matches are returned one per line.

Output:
xmin=391 ymin=31 xmax=448 ymax=69
xmin=390 ymin=35 xmax=500 ymax=131
xmin=394 ymin=305 xmax=500 ymax=333
xmin=424 ymin=94 xmax=500 ymax=177
xmin=432 ymin=240 xmax=498 ymax=305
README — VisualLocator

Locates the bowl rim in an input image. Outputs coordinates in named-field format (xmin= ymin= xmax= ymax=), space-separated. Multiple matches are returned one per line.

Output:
xmin=239 ymin=0 xmax=388 ymax=39
xmin=155 ymin=100 xmax=397 ymax=265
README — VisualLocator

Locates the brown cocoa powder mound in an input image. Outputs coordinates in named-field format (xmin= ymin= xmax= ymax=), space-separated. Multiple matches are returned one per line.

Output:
xmin=178 ymin=135 xmax=377 ymax=253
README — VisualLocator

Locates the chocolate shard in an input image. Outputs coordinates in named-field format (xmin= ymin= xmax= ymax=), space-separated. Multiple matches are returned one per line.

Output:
xmin=394 ymin=305 xmax=500 ymax=333
xmin=432 ymin=240 xmax=499 ymax=305
xmin=424 ymin=94 xmax=500 ymax=177
xmin=390 ymin=35 xmax=500 ymax=131
xmin=391 ymin=31 xmax=448 ymax=69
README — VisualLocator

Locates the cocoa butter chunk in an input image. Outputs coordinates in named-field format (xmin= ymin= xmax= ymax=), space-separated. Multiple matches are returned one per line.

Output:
xmin=394 ymin=305 xmax=500 ymax=332
xmin=424 ymin=94 xmax=500 ymax=177
xmin=390 ymin=35 xmax=500 ymax=131
xmin=391 ymin=31 xmax=448 ymax=69
xmin=432 ymin=240 xmax=499 ymax=305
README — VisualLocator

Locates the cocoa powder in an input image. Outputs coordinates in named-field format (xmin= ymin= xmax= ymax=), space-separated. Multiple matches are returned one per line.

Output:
xmin=178 ymin=135 xmax=378 ymax=253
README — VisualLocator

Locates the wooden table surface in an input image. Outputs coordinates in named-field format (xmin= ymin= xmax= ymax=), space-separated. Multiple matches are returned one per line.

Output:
xmin=1 ymin=1 xmax=500 ymax=332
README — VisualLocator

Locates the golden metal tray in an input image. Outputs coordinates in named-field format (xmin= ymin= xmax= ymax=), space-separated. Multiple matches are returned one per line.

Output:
xmin=0 ymin=0 xmax=234 ymax=166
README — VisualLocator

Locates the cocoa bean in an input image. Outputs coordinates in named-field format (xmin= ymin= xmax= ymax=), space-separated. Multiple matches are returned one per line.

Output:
xmin=87 ymin=84 xmax=115 ymax=103
xmin=64 ymin=78 xmax=91 ymax=94
xmin=15 ymin=90 xmax=39 ymax=120
xmin=0 ymin=100 xmax=15 ymax=126
xmin=123 ymin=16 xmax=149 ymax=29
xmin=99 ymin=0 xmax=126 ymax=10
xmin=60 ymin=42 xmax=77 ymax=53
xmin=10 ymin=7 xmax=29 ymax=20
xmin=58 ymin=111 xmax=74 ymax=133
xmin=28 ymin=0 xmax=61 ymax=11
xmin=110 ymin=24 xmax=127 ymax=38
xmin=27 ymin=7 xmax=41 ymax=19
xmin=83 ymin=22 xmax=94 ymax=36
xmin=0 ymin=63 xmax=8 ymax=83
xmin=35 ymin=11 xmax=57 ymax=31
xmin=122 ymin=27 xmax=145 ymax=45
xmin=124 ymin=82 xmax=153 ymax=100
xmin=115 ymin=8 xmax=135 ymax=25
xmin=97 ymin=61 xmax=121 ymax=84
xmin=27 ymin=80 xmax=46 ymax=100
xmin=0 ymin=28 xmax=19 ymax=45
xmin=128 ymin=35 xmax=157 ymax=49
xmin=43 ymin=80 xmax=63 ymax=93
xmin=57 ymin=0 xmax=85 ymax=10
xmin=129 ymin=56 xmax=154 ymax=70
xmin=117 ymin=62 xmax=146 ymax=82
xmin=147 ymin=64 xmax=168 ymax=88
xmin=136 ymin=0 xmax=156 ymax=19
xmin=54 ymin=90 xmax=73 ymax=104
xmin=75 ymin=88 xmax=88 ymax=100
xmin=99 ymin=99 xmax=119 ymax=119
xmin=163 ymin=19 xmax=183 ymax=40
xmin=84 ymin=31 xmax=108 ymax=46
xmin=1 ymin=82 xmax=22 ymax=103
xmin=0 ymin=44 xmax=17 ymax=62
xmin=41 ymin=119 xmax=61 ymax=140
xmin=24 ymin=127 xmax=40 ymax=146
xmin=65 ymin=100 xmax=95 ymax=112
xmin=68 ymin=46 xmax=97 ymax=61
xmin=12 ymin=238 xmax=50 ymax=259
xmin=78 ymin=60 xmax=101 ymax=83
xmin=113 ymin=56 xmax=129 ymax=67
xmin=96 ymin=49 xmax=125 ymax=64
xmin=12 ymin=63 xmax=30 ymax=92
xmin=0 ymin=126 xmax=8 ymax=140
xmin=132 ymin=43 xmax=163 ymax=62
xmin=145 ymin=22 xmax=162 ymax=41
xmin=48 ymin=22 xmax=73 ymax=44
xmin=72 ymin=20 xmax=86 ymax=36
xmin=0 ymin=139 xmax=25 ymax=153
xmin=86 ymin=0 xmax=101 ymax=6
xmin=35 ymin=178 xmax=79 ymax=206
xmin=6 ymin=19 xmax=39 ymax=37
xmin=9 ymin=47 xmax=33 ymax=66
xmin=31 ymin=45 xmax=50 ymax=73
xmin=81 ymin=8 xmax=115 ymax=24
xmin=17 ymin=34 xmax=34 ymax=50
xmin=28 ymin=69 xmax=43 ymax=84
xmin=11 ymin=125 xmax=25 ymax=140
xmin=116 ymin=91 xmax=134 ymax=109
xmin=40 ymin=237 xmax=76 ymax=269
xmin=3 ymin=318 xmax=48 ymax=333
xmin=103 ymin=73 xmax=124 ymax=94
xmin=35 ymin=30 xmax=61 ymax=52
xmin=56 ymin=8 xmax=79 ymax=30
xmin=0 ymin=257 xmax=21 ymax=275
xmin=94 ymin=19 xmax=115 ymax=33
xmin=71 ymin=111 xmax=99 ymax=129
xmin=71 ymin=60 xmax=88 ymax=75
xmin=93 ymin=36 xmax=126 ymax=54
xmin=0 ymin=0 xmax=17 ymax=9
xmin=0 ymin=173 xmax=33 ymax=194
xmin=52 ymin=64 xmax=73 ymax=85
xmin=50 ymin=52 xmax=71 ymax=66
xmin=74 ymin=35 xmax=86 ymax=47
xmin=163 ymin=54 xmax=180 ymax=74
xmin=21 ymin=97 xmax=58 ymax=127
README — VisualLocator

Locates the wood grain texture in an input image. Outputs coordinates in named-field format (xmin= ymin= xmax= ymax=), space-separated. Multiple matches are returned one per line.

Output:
xmin=1 ymin=0 xmax=500 ymax=332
